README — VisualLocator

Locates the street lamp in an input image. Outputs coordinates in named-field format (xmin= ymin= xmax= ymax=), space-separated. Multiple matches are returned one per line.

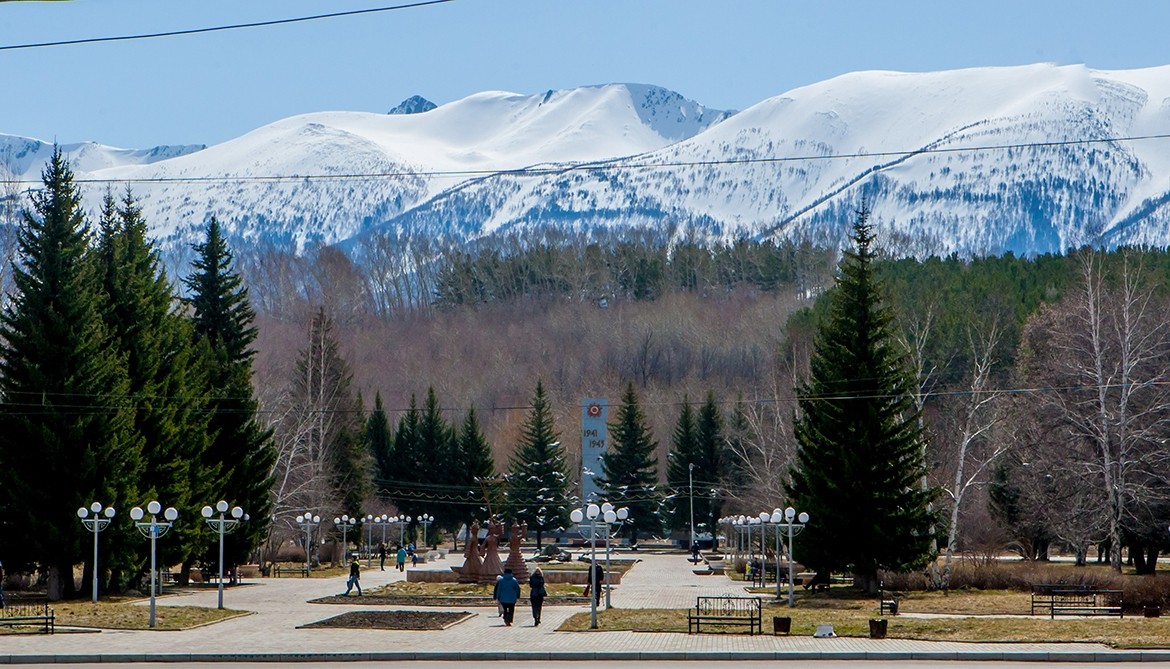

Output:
xmin=773 ymin=506 xmax=810 ymax=608
xmin=601 ymin=503 xmax=629 ymax=609
xmin=130 ymin=501 xmax=178 ymax=628
xmin=77 ymin=502 xmax=115 ymax=604
xmin=390 ymin=514 xmax=411 ymax=547
xmin=363 ymin=514 xmax=377 ymax=567
xmin=334 ymin=515 xmax=356 ymax=560
xmin=201 ymin=501 xmax=246 ymax=610
xmin=688 ymin=462 xmax=696 ymax=555
xmin=418 ymin=514 xmax=434 ymax=548
xmin=295 ymin=512 xmax=321 ymax=574
xmin=570 ymin=503 xmax=602 ymax=629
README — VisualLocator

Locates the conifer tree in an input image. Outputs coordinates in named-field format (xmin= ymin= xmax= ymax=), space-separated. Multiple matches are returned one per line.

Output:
xmin=506 ymin=380 xmax=570 ymax=547
xmin=0 ymin=149 xmax=139 ymax=599
xmin=365 ymin=392 xmax=394 ymax=499
xmin=96 ymin=188 xmax=210 ymax=584
xmin=693 ymin=392 xmax=725 ymax=538
xmin=786 ymin=210 xmax=939 ymax=592
xmin=385 ymin=395 xmax=421 ymax=510
xmin=598 ymin=382 xmax=661 ymax=542
xmin=184 ymin=218 xmax=275 ymax=564
xmin=664 ymin=398 xmax=699 ymax=535
xmin=454 ymin=404 xmax=496 ymax=530
xmin=410 ymin=386 xmax=455 ymax=523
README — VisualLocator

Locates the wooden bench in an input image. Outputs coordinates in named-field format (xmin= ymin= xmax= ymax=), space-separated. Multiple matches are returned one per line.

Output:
xmin=687 ymin=595 xmax=762 ymax=635
xmin=272 ymin=565 xmax=310 ymax=578
xmin=879 ymin=588 xmax=899 ymax=616
xmin=1031 ymin=584 xmax=1122 ymax=619
xmin=0 ymin=599 xmax=55 ymax=634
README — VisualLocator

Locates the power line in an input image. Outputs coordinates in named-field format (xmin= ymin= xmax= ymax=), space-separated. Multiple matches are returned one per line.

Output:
xmin=0 ymin=0 xmax=456 ymax=52
xmin=12 ymin=132 xmax=1168 ymax=187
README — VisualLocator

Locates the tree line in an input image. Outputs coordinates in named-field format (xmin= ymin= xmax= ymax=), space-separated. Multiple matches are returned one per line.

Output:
xmin=0 ymin=150 xmax=274 ymax=600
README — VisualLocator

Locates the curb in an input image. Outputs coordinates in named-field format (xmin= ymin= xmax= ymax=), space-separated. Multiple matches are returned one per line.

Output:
xmin=4 ymin=650 xmax=1170 ymax=664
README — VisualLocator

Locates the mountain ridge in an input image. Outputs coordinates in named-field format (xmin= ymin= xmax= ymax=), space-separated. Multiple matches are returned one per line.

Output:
xmin=6 ymin=65 xmax=1170 ymax=258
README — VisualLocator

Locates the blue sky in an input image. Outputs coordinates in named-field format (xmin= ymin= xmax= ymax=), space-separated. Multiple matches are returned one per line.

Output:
xmin=2 ymin=0 xmax=1169 ymax=148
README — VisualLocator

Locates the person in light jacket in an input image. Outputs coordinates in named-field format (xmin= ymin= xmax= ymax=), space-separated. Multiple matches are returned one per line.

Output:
xmin=496 ymin=568 xmax=522 ymax=626
xmin=528 ymin=567 xmax=547 ymax=626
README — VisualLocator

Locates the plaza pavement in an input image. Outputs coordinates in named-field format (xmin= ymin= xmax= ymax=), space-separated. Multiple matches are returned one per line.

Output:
xmin=2 ymin=552 xmax=1169 ymax=664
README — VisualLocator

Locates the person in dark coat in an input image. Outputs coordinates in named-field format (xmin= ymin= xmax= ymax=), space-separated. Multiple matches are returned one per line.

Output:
xmin=583 ymin=560 xmax=604 ymax=605
xmin=496 ymin=568 xmax=522 ymax=626
xmin=344 ymin=556 xmax=362 ymax=596
xmin=528 ymin=567 xmax=547 ymax=626
xmin=378 ymin=543 xmax=387 ymax=571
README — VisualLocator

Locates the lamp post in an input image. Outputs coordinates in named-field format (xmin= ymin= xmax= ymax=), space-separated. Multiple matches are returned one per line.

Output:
xmin=363 ymin=514 xmax=378 ymax=567
xmin=390 ymin=514 xmax=411 ymax=547
xmin=418 ymin=514 xmax=434 ymax=548
xmin=76 ymin=502 xmax=115 ymax=604
xmin=295 ymin=512 xmax=320 ymax=574
xmin=334 ymin=515 xmax=356 ymax=560
xmin=688 ymin=462 xmax=696 ymax=554
xmin=130 ymin=501 xmax=178 ymax=628
xmin=776 ymin=506 xmax=810 ymax=608
xmin=600 ymin=503 xmax=629 ymax=609
xmin=201 ymin=501 xmax=246 ymax=610
xmin=570 ymin=503 xmax=601 ymax=629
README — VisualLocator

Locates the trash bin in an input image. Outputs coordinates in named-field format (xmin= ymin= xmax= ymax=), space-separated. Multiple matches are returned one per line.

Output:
xmin=773 ymin=616 xmax=791 ymax=635
xmin=869 ymin=618 xmax=888 ymax=639
xmin=1145 ymin=606 xmax=1161 ymax=618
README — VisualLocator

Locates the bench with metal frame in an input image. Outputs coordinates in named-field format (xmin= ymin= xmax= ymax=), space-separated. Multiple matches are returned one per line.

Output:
xmin=1031 ymin=584 xmax=1123 ymax=619
xmin=271 ymin=564 xmax=310 ymax=578
xmin=0 ymin=598 xmax=54 ymax=634
xmin=687 ymin=595 xmax=762 ymax=635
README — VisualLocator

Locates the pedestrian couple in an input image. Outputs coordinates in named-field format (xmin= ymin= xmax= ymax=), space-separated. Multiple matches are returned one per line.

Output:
xmin=493 ymin=567 xmax=547 ymax=626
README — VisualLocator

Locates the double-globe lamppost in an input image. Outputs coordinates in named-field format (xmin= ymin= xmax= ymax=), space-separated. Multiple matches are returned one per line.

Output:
xmin=570 ymin=503 xmax=602 ymax=629
xmin=771 ymin=506 xmax=809 ymax=607
xmin=390 ymin=514 xmax=412 ymax=547
xmin=201 ymin=500 xmax=247 ymax=610
xmin=76 ymin=502 xmax=115 ymax=604
xmin=130 ymin=501 xmax=178 ymax=628
xmin=418 ymin=514 xmax=434 ymax=548
xmin=334 ymin=515 xmax=356 ymax=560
xmin=295 ymin=512 xmax=321 ymax=574
xmin=599 ymin=503 xmax=628 ymax=609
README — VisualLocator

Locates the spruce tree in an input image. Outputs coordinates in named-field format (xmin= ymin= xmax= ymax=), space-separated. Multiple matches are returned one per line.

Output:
xmin=693 ymin=392 xmax=725 ymax=538
xmin=411 ymin=386 xmax=455 ymax=524
xmin=598 ymin=382 xmax=662 ymax=542
xmin=96 ymin=188 xmax=211 ymax=584
xmin=184 ymin=218 xmax=275 ymax=565
xmin=365 ymin=392 xmax=394 ymax=499
xmin=506 ymin=380 xmax=570 ymax=547
xmin=0 ymin=149 xmax=139 ymax=599
xmin=454 ymin=404 xmax=496 ymax=531
xmin=786 ymin=210 xmax=938 ymax=592
xmin=385 ymin=395 xmax=421 ymax=511
xmin=664 ymin=398 xmax=699 ymax=536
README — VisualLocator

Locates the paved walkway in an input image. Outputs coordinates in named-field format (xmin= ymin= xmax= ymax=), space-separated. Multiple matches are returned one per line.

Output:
xmin=2 ymin=552 xmax=1167 ymax=663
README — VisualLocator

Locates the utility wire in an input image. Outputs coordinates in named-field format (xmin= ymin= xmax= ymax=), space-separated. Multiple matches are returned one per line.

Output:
xmin=11 ymin=132 xmax=1168 ymax=187
xmin=0 ymin=0 xmax=456 ymax=52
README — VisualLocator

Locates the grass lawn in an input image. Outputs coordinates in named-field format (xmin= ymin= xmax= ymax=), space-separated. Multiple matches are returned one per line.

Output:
xmin=52 ymin=598 xmax=247 ymax=630
xmin=559 ymin=586 xmax=1170 ymax=648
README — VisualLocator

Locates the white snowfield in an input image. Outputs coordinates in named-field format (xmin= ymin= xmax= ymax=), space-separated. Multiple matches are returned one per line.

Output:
xmin=5 ymin=64 xmax=1170 ymax=257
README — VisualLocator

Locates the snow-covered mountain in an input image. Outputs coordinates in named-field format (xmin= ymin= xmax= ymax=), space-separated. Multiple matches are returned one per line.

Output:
xmin=64 ymin=83 xmax=732 ymax=252
xmin=1 ymin=134 xmax=204 ymax=181
xmin=7 ymin=66 xmax=1170 ymax=258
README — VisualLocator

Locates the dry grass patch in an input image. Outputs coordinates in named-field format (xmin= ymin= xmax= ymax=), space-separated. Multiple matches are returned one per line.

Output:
xmin=54 ymin=600 xmax=247 ymax=630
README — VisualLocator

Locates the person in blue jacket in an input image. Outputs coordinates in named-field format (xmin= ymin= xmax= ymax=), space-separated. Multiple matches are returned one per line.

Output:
xmin=496 ymin=568 xmax=522 ymax=626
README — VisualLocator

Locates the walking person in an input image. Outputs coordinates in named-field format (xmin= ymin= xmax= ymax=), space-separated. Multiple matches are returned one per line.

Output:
xmin=590 ymin=560 xmax=604 ymax=607
xmin=343 ymin=556 xmax=362 ymax=596
xmin=496 ymin=568 xmax=521 ymax=626
xmin=378 ymin=543 xmax=387 ymax=571
xmin=528 ymin=566 xmax=547 ymax=626
xmin=396 ymin=545 xmax=407 ymax=572
xmin=493 ymin=574 xmax=504 ymax=617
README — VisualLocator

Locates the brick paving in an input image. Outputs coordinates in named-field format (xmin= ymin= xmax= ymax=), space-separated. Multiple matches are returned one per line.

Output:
xmin=0 ymin=552 xmax=1164 ymax=663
